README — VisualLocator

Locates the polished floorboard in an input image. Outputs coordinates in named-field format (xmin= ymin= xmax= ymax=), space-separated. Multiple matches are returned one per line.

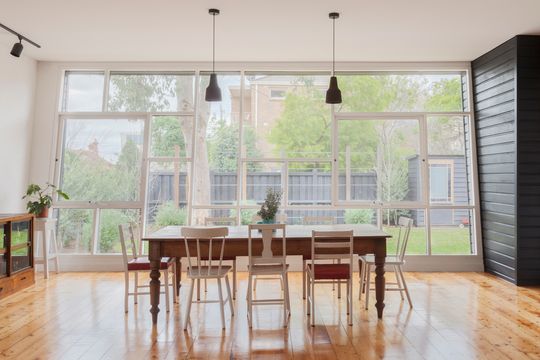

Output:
xmin=0 ymin=271 xmax=538 ymax=360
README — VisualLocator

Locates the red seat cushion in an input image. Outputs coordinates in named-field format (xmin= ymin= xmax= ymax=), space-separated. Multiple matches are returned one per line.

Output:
xmin=127 ymin=257 xmax=174 ymax=271
xmin=307 ymin=264 xmax=350 ymax=280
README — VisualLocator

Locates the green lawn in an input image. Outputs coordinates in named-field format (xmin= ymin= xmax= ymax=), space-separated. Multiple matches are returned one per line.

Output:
xmin=383 ymin=226 xmax=472 ymax=255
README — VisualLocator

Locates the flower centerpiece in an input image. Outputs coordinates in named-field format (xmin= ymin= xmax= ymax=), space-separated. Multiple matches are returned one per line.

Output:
xmin=257 ymin=188 xmax=282 ymax=224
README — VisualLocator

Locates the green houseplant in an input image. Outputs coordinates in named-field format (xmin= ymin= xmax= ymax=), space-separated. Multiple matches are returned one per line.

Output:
xmin=23 ymin=183 xmax=69 ymax=218
xmin=257 ymin=188 xmax=282 ymax=223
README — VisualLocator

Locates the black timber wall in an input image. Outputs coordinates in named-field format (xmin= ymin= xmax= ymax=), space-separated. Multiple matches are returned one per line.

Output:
xmin=472 ymin=35 xmax=540 ymax=285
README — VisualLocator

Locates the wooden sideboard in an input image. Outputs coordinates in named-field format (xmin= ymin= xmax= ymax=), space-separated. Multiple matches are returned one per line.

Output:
xmin=0 ymin=214 xmax=35 ymax=300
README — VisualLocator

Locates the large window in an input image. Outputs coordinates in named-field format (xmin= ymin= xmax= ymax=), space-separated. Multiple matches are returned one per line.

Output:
xmin=54 ymin=69 xmax=477 ymax=257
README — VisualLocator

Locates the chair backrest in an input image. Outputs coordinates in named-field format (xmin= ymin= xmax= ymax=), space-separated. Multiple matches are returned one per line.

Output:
xmin=119 ymin=224 xmax=139 ymax=271
xmin=204 ymin=216 xmax=237 ymax=226
xmin=248 ymin=224 xmax=287 ymax=271
xmin=181 ymin=227 xmax=229 ymax=277
xmin=311 ymin=230 xmax=354 ymax=268
xmin=130 ymin=221 xmax=143 ymax=255
xmin=394 ymin=217 xmax=413 ymax=261
xmin=303 ymin=216 xmax=336 ymax=225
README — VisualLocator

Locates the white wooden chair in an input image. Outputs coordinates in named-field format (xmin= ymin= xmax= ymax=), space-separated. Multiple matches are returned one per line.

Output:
xmin=200 ymin=217 xmax=238 ymax=300
xmin=250 ymin=214 xmax=287 ymax=291
xmin=359 ymin=217 xmax=413 ymax=309
xmin=301 ymin=216 xmax=337 ymax=300
xmin=306 ymin=230 xmax=354 ymax=326
xmin=118 ymin=224 xmax=176 ymax=313
xmin=247 ymin=224 xmax=291 ymax=328
xmin=182 ymin=227 xmax=234 ymax=330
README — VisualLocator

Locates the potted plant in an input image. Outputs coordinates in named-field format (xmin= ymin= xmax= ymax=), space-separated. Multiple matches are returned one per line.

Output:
xmin=257 ymin=188 xmax=282 ymax=224
xmin=22 ymin=183 xmax=69 ymax=218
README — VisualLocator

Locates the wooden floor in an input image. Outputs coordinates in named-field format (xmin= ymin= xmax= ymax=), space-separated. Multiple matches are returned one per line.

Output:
xmin=0 ymin=272 xmax=538 ymax=360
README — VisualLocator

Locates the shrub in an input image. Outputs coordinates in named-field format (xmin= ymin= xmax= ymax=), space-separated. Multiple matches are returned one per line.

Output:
xmin=154 ymin=202 xmax=187 ymax=227
xmin=344 ymin=209 xmax=374 ymax=224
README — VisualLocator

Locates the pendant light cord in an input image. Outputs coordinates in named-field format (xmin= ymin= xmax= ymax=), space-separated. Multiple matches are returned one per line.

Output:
xmin=212 ymin=13 xmax=216 ymax=73
xmin=332 ymin=17 xmax=335 ymax=76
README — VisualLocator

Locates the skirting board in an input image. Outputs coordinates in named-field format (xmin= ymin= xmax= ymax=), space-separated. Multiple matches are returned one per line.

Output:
xmin=55 ymin=254 xmax=484 ymax=272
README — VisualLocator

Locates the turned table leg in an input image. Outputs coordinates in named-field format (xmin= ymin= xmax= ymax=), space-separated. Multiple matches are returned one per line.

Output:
xmin=374 ymin=240 xmax=386 ymax=319
xmin=149 ymin=241 xmax=162 ymax=325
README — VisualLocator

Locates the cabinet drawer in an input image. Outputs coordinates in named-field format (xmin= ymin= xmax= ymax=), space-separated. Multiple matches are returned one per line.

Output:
xmin=11 ymin=270 xmax=34 ymax=292
xmin=0 ymin=277 xmax=14 ymax=299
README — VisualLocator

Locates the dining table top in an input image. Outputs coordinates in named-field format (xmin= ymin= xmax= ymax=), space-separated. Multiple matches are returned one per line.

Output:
xmin=143 ymin=224 xmax=391 ymax=241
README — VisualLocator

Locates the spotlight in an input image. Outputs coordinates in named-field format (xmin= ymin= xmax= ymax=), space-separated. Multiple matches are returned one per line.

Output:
xmin=0 ymin=23 xmax=41 ymax=58
xmin=10 ymin=38 xmax=23 ymax=57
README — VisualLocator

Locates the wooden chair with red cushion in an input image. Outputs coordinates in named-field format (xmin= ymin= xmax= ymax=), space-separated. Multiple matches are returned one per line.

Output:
xmin=306 ymin=229 xmax=353 ymax=326
xmin=118 ymin=224 xmax=176 ymax=313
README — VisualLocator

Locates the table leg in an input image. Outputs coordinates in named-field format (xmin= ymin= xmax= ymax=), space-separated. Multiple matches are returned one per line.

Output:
xmin=176 ymin=258 xmax=182 ymax=297
xmin=374 ymin=241 xmax=386 ymax=319
xmin=149 ymin=241 xmax=161 ymax=325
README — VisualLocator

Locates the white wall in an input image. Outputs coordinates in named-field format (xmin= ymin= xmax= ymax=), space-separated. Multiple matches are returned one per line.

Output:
xmin=0 ymin=44 xmax=37 ymax=213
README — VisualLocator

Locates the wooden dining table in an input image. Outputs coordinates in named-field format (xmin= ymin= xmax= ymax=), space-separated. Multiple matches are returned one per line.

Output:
xmin=143 ymin=224 xmax=391 ymax=325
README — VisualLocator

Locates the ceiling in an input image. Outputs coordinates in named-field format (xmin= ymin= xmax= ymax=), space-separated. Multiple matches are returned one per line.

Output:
xmin=1 ymin=0 xmax=540 ymax=62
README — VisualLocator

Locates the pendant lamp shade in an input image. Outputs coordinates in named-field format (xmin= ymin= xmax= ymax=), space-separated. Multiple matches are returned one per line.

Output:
xmin=326 ymin=76 xmax=342 ymax=104
xmin=206 ymin=73 xmax=222 ymax=102
xmin=326 ymin=12 xmax=342 ymax=104
xmin=205 ymin=8 xmax=222 ymax=102
xmin=10 ymin=40 xmax=23 ymax=57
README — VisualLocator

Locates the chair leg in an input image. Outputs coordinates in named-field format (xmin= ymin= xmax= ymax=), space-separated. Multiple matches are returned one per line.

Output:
xmin=134 ymin=272 xmax=138 ymax=305
xmin=197 ymin=279 xmax=201 ymax=301
xmin=302 ymin=260 xmax=306 ymax=300
xmin=232 ymin=260 xmax=237 ymax=300
xmin=164 ymin=269 xmax=170 ymax=313
xmin=254 ymin=276 xmax=258 ymax=292
xmin=183 ymin=279 xmax=195 ymax=330
xmin=172 ymin=263 xmax=178 ymax=304
xmin=283 ymin=272 xmax=291 ymax=327
xmin=332 ymin=259 xmax=336 ymax=291
xmin=217 ymin=277 xmax=225 ymax=330
xmin=337 ymin=259 xmax=341 ymax=299
xmin=394 ymin=265 xmax=404 ymax=300
xmin=225 ymin=274 xmax=234 ymax=316
xmin=306 ymin=272 xmax=311 ymax=316
xmin=398 ymin=266 xmax=413 ymax=308
xmin=310 ymin=278 xmax=315 ymax=326
xmin=348 ymin=278 xmax=353 ymax=326
xmin=365 ymin=264 xmax=371 ymax=310
xmin=247 ymin=273 xmax=253 ymax=328
xmin=124 ymin=271 xmax=129 ymax=313
xmin=359 ymin=260 xmax=364 ymax=300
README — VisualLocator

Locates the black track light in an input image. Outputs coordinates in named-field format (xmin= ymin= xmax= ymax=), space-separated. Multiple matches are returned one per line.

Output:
xmin=326 ymin=12 xmax=342 ymax=104
xmin=205 ymin=8 xmax=222 ymax=102
xmin=10 ymin=37 xmax=23 ymax=57
xmin=0 ymin=23 xmax=41 ymax=58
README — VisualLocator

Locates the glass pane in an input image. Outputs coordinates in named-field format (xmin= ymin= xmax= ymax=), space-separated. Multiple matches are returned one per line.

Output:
xmin=1 ymin=224 xmax=6 ymax=276
xmin=288 ymin=162 xmax=331 ymax=206
xmin=430 ymin=209 xmax=473 ymax=255
xmin=243 ymin=74 xmax=331 ymax=159
xmin=338 ymin=119 xmax=421 ymax=202
xmin=97 ymin=209 xmax=140 ymax=254
xmin=343 ymin=209 xmax=377 ymax=226
xmin=55 ymin=209 xmax=93 ymax=254
xmin=383 ymin=210 xmax=426 ymax=255
xmin=62 ymin=71 xmax=105 ymax=112
xmin=11 ymin=221 xmax=31 ymax=272
xmin=428 ymin=116 xmax=471 ymax=205
xmin=146 ymin=161 xmax=189 ymax=234
xmin=243 ymin=162 xmax=283 ymax=205
xmin=336 ymin=73 xmax=465 ymax=112
xmin=193 ymin=74 xmax=241 ymax=210
xmin=285 ymin=210 xmax=341 ymax=225
xmin=192 ymin=208 xmax=237 ymax=226
xmin=60 ymin=118 xmax=144 ymax=201
xmin=0 ymin=253 xmax=6 ymax=277
xmin=108 ymin=72 xmax=195 ymax=112
xmin=150 ymin=116 xmax=193 ymax=158
xmin=0 ymin=224 xmax=5 ymax=249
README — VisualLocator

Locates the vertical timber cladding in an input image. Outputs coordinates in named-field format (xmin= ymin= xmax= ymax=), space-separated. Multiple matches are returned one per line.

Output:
xmin=472 ymin=35 xmax=540 ymax=285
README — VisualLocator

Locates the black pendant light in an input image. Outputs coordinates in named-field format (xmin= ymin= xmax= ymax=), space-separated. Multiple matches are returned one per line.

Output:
xmin=326 ymin=12 xmax=342 ymax=104
xmin=205 ymin=8 xmax=222 ymax=102
xmin=0 ymin=23 xmax=41 ymax=58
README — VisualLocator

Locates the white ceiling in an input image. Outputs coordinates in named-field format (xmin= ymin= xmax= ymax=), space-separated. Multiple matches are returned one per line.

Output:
xmin=1 ymin=0 xmax=540 ymax=62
